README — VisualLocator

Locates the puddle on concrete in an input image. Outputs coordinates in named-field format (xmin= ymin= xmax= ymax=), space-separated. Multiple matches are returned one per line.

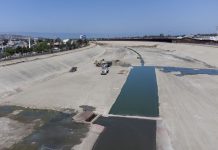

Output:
xmin=10 ymin=115 xmax=89 ymax=150
xmin=11 ymin=109 xmax=62 ymax=124
xmin=109 ymin=66 xmax=159 ymax=117
xmin=93 ymin=116 xmax=156 ymax=150
xmin=158 ymin=66 xmax=218 ymax=76
xmin=0 ymin=105 xmax=20 ymax=117
xmin=0 ymin=106 xmax=89 ymax=150
xmin=79 ymin=105 xmax=96 ymax=111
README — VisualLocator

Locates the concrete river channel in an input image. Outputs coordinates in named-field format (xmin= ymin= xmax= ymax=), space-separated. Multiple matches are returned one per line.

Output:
xmin=3 ymin=65 xmax=218 ymax=150
xmin=0 ymin=66 xmax=160 ymax=150
xmin=93 ymin=66 xmax=159 ymax=150
xmin=93 ymin=65 xmax=218 ymax=150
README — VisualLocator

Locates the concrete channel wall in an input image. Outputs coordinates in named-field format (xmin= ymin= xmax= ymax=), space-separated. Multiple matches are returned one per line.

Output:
xmin=0 ymin=45 xmax=100 ymax=99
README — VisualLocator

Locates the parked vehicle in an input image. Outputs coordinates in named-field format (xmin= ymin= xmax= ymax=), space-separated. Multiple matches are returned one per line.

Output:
xmin=101 ymin=65 xmax=109 ymax=75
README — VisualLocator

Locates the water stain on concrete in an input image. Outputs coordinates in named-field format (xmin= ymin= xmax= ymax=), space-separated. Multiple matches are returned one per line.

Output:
xmin=0 ymin=105 xmax=19 ymax=117
xmin=0 ymin=106 xmax=89 ymax=150
xmin=79 ymin=105 xmax=96 ymax=112
xmin=158 ymin=66 xmax=218 ymax=76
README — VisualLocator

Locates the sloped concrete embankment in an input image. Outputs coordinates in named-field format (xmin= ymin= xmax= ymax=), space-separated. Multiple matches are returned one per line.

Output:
xmin=0 ymin=45 xmax=101 ymax=99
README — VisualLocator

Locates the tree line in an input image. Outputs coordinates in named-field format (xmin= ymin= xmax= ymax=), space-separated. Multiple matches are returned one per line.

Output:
xmin=1 ymin=39 xmax=89 ymax=58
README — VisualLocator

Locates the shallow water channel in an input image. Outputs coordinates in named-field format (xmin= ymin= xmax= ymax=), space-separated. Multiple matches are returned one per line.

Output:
xmin=93 ymin=117 xmax=156 ymax=150
xmin=109 ymin=66 xmax=159 ymax=117
xmin=95 ymin=66 xmax=159 ymax=149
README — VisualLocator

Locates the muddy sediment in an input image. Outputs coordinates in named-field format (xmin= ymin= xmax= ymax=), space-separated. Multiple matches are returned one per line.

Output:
xmin=0 ymin=106 xmax=89 ymax=150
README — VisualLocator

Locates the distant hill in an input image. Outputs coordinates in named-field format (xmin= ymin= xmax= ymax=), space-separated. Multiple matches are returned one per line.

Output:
xmin=0 ymin=34 xmax=29 ymax=40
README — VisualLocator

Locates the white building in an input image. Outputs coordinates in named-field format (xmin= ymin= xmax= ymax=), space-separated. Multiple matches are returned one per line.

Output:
xmin=209 ymin=36 xmax=218 ymax=41
xmin=63 ymin=39 xmax=70 ymax=44
xmin=194 ymin=36 xmax=218 ymax=41
xmin=80 ymin=35 xmax=86 ymax=40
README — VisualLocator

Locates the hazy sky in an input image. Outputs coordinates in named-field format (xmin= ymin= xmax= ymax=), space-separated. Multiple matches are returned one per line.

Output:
xmin=0 ymin=0 xmax=218 ymax=35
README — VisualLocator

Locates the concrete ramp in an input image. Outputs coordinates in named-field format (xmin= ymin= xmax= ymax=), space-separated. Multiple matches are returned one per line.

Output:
xmin=73 ymin=111 xmax=98 ymax=123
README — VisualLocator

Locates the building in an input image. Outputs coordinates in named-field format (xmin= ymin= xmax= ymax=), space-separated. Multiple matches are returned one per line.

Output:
xmin=63 ymin=39 xmax=70 ymax=44
xmin=80 ymin=35 xmax=86 ymax=40
xmin=14 ymin=41 xmax=28 ymax=48
xmin=209 ymin=36 xmax=218 ymax=41
xmin=194 ymin=35 xmax=218 ymax=41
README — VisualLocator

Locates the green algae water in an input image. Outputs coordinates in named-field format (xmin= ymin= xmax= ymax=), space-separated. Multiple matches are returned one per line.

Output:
xmin=109 ymin=66 xmax=159 ymax=117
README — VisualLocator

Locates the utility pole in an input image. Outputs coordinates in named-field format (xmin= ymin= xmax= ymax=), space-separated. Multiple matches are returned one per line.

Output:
xmin=1 ymin=43 xmax=3 ymax=53
xmin=216 ymin=26 xmax=218 ymax=35
xmin=28 ymin=37 xmax=31 ymax=48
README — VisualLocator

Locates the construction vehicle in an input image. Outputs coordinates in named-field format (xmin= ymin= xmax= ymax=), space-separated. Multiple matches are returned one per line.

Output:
xmin=94 ymin=59 xmax=112 ymax=67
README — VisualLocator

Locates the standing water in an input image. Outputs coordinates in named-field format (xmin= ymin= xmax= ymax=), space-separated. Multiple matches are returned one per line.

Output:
xmin=0 ymin=106 xmax=89 ymax=150
xmin=109 ymin=66 xmax=159 ymax=117
xmin=93 ymin=117 xmax=156 ymax=150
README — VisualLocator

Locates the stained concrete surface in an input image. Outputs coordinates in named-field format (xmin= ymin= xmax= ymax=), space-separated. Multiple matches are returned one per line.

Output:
xmin=0 ymin=117 xmax=34 ymax=149
xmin=0 ymin=106 xmax=89 ymax=150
